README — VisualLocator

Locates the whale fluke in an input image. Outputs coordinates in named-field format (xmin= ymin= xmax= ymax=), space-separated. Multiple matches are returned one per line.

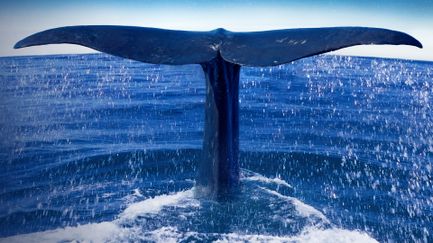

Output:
xmin=14 ymin=26 xmax=217 ymax=65
xmin=15 ymin=25 xmax=422 ymax=197
xmin=220 ymin=27 xmax=422 ymax=66
xmin=15 ymin=26 xmax=422 ymax=66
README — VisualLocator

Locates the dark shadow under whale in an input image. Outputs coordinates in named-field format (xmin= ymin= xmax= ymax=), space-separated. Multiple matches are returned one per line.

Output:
xmin=15 ymin=26 xmax=422 ymax=197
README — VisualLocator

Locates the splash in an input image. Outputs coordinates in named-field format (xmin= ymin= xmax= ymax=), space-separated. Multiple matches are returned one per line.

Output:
xmin=1 ymin=172 xmax=378 ymax=242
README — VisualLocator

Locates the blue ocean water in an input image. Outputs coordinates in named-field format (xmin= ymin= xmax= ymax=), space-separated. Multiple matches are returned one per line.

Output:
xmin=0 ymin=54 xmax=432 ymax=242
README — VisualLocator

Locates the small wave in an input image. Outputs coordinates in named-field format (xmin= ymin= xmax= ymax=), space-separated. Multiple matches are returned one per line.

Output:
xmin=120 ymin=189 xmax=195 ymax=220
xmin=217 ymin=226 xmax=378 ymax=243
xmin=0 ymin=222 xmax=121 ymax=243
xmin=0 ymin=189 xmax=195 ymax=243
xmin=1 ymin=223 xmax=378 ymax=243
xmin=258 ymin=186 xmax=328 ymax=223
xmin=241 ymin=170 xmax=326 ymax=222
xmin=123 ymin=226 xmax=378 ymax=243
xmin=242 ymin=170 xmax=292 ymax=188
xmin=1 ymin=172 xmax=378 ymax=243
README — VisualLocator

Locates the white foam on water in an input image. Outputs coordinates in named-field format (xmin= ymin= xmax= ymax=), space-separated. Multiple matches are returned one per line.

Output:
xmin=219 ymin=227 xmax=378 ymax=243
xmin=121 ymin=188 xmax=144 ymax=205
xmin=0 ymin=182 xmax=377 ymax=243
xmin=241 ymin=171 xmax=322 ymax=220
xmin=120 ymin=189 xmax=195 ymax=220
xmin=144 ymin=226 xmax=188 ymax=243
xmin=132 ymin=188 xmax=143 ymax=197
xmin=292 ymin=227 xmax=378 ymax=243
xmin=0 ymin=222 xmax=121 ymax=243
xmin=0 ymin=189 xmax=195 ymax=243
xmin=243 ymin=175 xmax=293 ymax=188
xmin=142 ymin=226 xmax=378 ymax=243
xmin=259 ymin=186 xmax=329 ymax=222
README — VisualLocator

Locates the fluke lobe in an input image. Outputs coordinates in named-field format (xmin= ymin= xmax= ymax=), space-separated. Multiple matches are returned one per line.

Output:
xmin=15 ymin=26 xmax=422 ymax=197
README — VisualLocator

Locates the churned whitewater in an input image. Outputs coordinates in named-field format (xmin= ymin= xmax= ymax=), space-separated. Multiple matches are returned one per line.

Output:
xmin=0 ymin=54 xmax=432 ymax=242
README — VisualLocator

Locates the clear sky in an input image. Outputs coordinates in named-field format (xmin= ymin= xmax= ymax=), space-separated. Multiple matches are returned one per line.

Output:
xmin=1 ymin=0 xmax=432 ymax=61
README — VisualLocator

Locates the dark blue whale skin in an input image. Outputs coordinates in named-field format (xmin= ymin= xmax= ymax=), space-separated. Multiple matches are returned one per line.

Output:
xmin=199 ymin=53 xmax=241 ymax=196
xmin=15 ymin=26 xmax=422 ymax=197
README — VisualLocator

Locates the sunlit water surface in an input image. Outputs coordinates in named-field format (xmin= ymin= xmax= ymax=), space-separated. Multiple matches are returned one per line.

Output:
xmin=0 ymin=54 xmax=432 ymax=242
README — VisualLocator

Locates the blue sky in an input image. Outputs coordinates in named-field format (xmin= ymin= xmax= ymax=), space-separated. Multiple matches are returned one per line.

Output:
xmin=1 ymin=0 xmax=432 ymax=60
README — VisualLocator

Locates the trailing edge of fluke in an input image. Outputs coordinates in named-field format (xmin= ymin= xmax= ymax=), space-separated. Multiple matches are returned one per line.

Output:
xmin=14 ymin=26 xmax=422 ymax=66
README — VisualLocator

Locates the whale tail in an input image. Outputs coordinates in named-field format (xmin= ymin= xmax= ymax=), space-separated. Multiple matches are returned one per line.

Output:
xmin=14 ymin=26 xmax=422 ymax=66
xmin=15 ymin=26 xmax=422 ymax=197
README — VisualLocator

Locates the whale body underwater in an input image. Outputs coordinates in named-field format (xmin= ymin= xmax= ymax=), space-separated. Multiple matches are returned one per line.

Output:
xmin=15 ymin=26 xmax=422 ymax=197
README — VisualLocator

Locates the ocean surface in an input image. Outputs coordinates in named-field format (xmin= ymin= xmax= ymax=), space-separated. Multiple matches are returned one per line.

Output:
xmin=0 ymin=54 xmax=432 ymax=242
